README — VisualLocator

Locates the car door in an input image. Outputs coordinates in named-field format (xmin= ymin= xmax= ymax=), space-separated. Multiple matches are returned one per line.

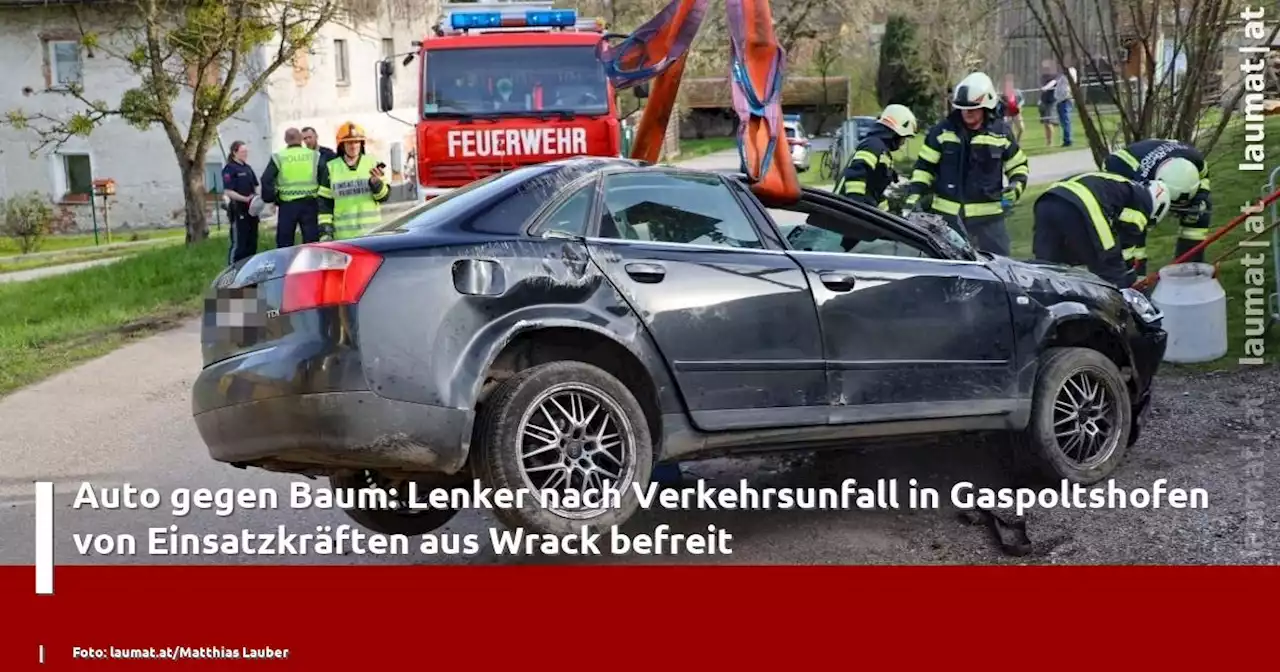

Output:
xmin=583 ymin=169 xmax=827 ymax=432
xmin=764 ymin=195 xmax=1020 ymax=424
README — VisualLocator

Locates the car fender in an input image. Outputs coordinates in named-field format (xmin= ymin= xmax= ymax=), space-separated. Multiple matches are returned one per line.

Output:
xmin=455 ymin=304 xmax=686 ymax=417
xmin=1026 ymin=301 xmax=1138 ymax=388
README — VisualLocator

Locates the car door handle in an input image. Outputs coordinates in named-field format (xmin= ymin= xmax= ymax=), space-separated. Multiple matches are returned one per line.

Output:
xmin=819 ymin=272 xmax=856 ymax=292
xmin=625 ymin=262 xmax=666 ymax=283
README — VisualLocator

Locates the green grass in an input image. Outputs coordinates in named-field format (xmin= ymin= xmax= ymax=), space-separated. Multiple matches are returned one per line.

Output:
xmin=0 ymin=227 xmax=186 ymax=257
xmin=1003 ymin=116 xmax=1280 ymax=369
xmin=0 ymin=248 xmax=134 ymax=274
xmin=0 ymin=235 xmax=255 ymax=396
xmin=677 ymin=137 xmax=737 ymax=160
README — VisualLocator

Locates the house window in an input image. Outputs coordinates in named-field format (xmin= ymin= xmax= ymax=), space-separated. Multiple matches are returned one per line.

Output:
xmin=48 ymin=40 xmax=83 ymax=88
xmin=59 ymin=153 xmax=93 ymax=201
xmin=204 ymin=162 xmax=223 ymax=194
xmin=382 ymin=38 xmax=395 ymax=79
xmin=333 ymin=39 xmax=350 ymax=86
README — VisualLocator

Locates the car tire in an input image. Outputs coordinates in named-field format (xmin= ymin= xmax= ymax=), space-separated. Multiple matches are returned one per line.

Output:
xmin=472 ymin=360 xmax=654 ymax=537
xmin=330 ymin=469 xmax=465 ymax=536
xmin=1013 ymin=347 xmax=1132 ymax=486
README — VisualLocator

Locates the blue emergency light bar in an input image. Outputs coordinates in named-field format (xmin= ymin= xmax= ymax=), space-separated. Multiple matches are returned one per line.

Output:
xmin=449 ymin=8 xmax=578 ymax=31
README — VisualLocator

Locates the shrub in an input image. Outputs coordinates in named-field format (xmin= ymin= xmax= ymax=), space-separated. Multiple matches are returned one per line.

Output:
xmin=0 ymin=192 xmax=73 ymax=254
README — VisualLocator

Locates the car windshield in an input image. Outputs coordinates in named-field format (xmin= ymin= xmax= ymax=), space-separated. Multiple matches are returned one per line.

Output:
xmin=423 ymin=46 xmax=609 ymax=117
xmin=785 ymin=126 xmax=797 ymax=138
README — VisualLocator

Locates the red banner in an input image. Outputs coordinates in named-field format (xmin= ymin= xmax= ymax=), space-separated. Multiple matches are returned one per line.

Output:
xmin=2 ymin=565 xmax=1276 ymax=668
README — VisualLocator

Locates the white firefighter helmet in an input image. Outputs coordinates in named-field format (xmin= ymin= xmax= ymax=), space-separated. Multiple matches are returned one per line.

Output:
xmin=952 ymin=72 xmax=999 ymax=110
xmin=1147 ymin=180 xmax=1172 ymax=222
xmin=1154 ymin=157 xmax=1200 ymax=202
xmin=248 ymin=194 xmax=267 ymax=217
xmin=877 ymin=104 xmax=918 ymax=137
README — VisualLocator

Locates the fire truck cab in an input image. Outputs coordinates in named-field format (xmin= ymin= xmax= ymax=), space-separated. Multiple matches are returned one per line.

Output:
xmin=377 ymin=0 xmax=644 ymax=198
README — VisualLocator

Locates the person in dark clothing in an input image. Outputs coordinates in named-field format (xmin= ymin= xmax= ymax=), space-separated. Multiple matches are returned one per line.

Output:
xmin=1103 ymin=139 xmax=1209 ymax=277
xmin=905 ymin=71 xmax=1030 ymax=256
xmin=221 ymin=140 xmax=260 ymax=264
xmin=1032 ymin=173 xmax=1171 ymax=288
xmin=302 ymin=127 xmax=338 ymax=165
xmin=839 ymin=104 xmax=918 ymax=210
xmin=261 ymin=127 xmax=323 ymax=247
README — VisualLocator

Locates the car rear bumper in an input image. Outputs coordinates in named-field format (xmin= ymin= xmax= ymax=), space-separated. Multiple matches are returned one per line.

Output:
xmin=194 ymin=392 xmax=473 ymax=476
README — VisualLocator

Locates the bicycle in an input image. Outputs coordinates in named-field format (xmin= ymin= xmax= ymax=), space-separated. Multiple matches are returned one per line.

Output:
xmin=820 ymin=129 xmax=843 ymax=182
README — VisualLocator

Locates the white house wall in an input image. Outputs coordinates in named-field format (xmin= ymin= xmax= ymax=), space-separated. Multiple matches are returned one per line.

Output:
xmin=0 ymin=5 xmax=270 ymax=232
xmin=0 ymin=1 xmax=440 ymax=232
xmin=259 ymin=2 xmax=441 ymax=182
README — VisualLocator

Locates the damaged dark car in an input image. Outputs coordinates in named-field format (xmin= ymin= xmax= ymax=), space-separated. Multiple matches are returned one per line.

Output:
xmin=192 ymin=157 xmax=1168 ymax=536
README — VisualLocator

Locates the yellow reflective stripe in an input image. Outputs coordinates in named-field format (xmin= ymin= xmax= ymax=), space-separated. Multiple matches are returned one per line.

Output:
xmin=1179 ymin=226 xmax=1210 ymax=241
xmin=917 ymin=145 xmax=941 ymax=163
xmin=937 ymin=131 xmax=961 ymax=144
xmin=1056 ymin=181 xmax=1117 ymax=250
xmin=971 ymin=135 xmax=1010 ymax=148
xmin=1198 ymin=178 xmax=1211 ymax=191
xmin=910 ymin=169 xmax=935 ymax=186
xmin=905 ymin=194 xmax=920 ymax=205
xmin=964 ymin=201 xmax=1005 ymax=217
xmin=1008 ymin=165 xmax=1030 ymax=179
xmin=1074 ymin=171 xmax=1129 ymax=183
xmin=1123 ymin=246 xmax=1147 ymax=260
xmin=853 ymin=150 xmax=879 ymax=167
xmin=877 ymin=200 xmax=889 ymax=211
xmin=1005 ymin=149 xmax=1028 ymax=170
xmin=931 ymin=197 xmax=962 ymax=215
xmin=317 ymin=185 xmax=333 ymax=199
xmin=318 ymin=213 xmax=333 ymax=224
xmin=845 ymin=181 xmax=868 ymax=195
xmin=372 ymin=180 xmax=390 ymax=200
xmin=1114 ymin=149 xmax=1140 ymax=171
xmin=1119 ymin=208 xmax=1148 ymax=231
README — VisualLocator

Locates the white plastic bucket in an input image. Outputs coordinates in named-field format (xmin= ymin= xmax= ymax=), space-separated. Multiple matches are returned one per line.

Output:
xmin=1151 ymin=262 xmax=1228 ymax=363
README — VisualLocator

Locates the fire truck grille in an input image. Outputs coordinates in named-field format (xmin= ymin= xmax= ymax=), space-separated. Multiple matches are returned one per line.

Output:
xmin=424 ymin=163 xmax=517 ymax=185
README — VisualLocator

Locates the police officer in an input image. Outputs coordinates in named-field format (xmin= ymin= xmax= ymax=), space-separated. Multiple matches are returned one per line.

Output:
xmin=302 ymin=126 xmax=338 ymax=165
xmin=1032 ymin=172 xmax=1172 ymax=288
xmin=905 ymin=72 xmax=1030 ymax=256
xmin=318 ymin=122 xmax=390 ymax=240
xmin=220 ymin=140 xmax=260 ymax=264
xmin=261 ymin=128 xmax=322 ymax=247
xmin=839 ymin=104 xmax=918 ymax=211
xmin=1103 ymin=139 xmax=1208 ymax=277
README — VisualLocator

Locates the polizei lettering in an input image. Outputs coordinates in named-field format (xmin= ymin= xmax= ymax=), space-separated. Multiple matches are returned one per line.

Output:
xmin=447 ymin=127 xmax=589 ymax=158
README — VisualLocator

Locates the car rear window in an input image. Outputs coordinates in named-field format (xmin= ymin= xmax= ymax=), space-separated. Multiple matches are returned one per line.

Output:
xmin=372 ymin=160 xmax=615 ymax=235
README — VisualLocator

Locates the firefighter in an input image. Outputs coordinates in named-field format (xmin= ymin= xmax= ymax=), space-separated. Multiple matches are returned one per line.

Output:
xmin=318 ymin=122 xmax=391 ymax=240
xmin=1032 ymin=172 xmax=1172 ymax=288
xmin=905 ymin=72 xmax=1030 ymax=256
xmin=839 ymin=104 xmax=918 ymax=211
xmin=261 ymin=127 xmax=322 ymax=247
xmin=1102 ymin=139 xmax=1208 ymax=277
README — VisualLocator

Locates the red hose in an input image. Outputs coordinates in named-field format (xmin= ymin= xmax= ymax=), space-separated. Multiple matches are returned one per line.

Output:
xmin=1132 ymin=186 xmax=1280 ymax=291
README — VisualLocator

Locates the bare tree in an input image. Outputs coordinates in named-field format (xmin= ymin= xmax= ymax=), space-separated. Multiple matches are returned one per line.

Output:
xmin=1023 ymin=0 xmax=1279 ymax=165
xmin=1 ymin=0 xmax=359 ymax=243
xmin=909 ymin=0 xmax=1006 ymax=119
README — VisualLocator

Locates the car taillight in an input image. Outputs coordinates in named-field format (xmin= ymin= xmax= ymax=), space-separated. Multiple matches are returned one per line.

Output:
xmin=281 ymin=242 xmax=383 ymax=314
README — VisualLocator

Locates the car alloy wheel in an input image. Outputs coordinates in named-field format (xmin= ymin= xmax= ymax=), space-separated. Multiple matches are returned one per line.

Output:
xmin=514 ymin=381 xmax=638 ymax=520
xmin=1051 ymin=371 xmax=1120 ymax=470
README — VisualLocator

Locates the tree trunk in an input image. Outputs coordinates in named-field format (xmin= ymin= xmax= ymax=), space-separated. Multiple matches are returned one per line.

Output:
xmin=181 ymin=161 xmax=210 ymax=244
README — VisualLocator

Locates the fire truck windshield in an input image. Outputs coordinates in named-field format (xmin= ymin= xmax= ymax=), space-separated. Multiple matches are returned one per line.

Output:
xmin=422 ymin=45 xmax=609 ymax=118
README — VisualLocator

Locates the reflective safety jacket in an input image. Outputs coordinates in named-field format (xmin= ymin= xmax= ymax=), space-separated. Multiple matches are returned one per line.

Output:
xmin=1040 ymin=171 xmax=1155 ymax=264
xmin=270 ymin=146 xmax=321 ymax=202
xmin=1103 ymin=138 xmax=1211 ymax=246
xmin=840 ymin=128 xmax=897 ymax=211
xmin=318 ymin=154 xmax=391 ymax=240
xmin=906 ymin=112 xmax=1030 ymax=222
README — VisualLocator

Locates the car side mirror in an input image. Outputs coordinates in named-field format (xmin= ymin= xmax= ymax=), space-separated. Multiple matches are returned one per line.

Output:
xmin=634 ymin=84 xmax=649 ymax=100
xmin=377 ymin=60 xmax=394 ymax=112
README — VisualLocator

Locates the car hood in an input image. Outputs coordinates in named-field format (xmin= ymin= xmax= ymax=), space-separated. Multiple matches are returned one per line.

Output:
xmin=983 ymin=255 xmax=1123 ymax=304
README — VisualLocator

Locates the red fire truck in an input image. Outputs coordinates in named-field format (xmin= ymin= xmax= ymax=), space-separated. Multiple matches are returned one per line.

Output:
xmin=376 ymin=0 xmax=646 ymax=198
